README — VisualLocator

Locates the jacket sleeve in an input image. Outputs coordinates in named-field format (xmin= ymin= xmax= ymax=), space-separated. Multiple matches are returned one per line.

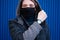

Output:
xmin=34 ymin=21 xmax=50 ymax=40
xmin=23 ymin=21 xmax=42 ymax=40
xmin=9 ymin=20 xmax=24 ymax=40
xmin=9 ymin=20 xmax=42 ymax=40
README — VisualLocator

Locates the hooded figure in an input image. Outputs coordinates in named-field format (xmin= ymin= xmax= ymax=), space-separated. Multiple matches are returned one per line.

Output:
xmin=9 ymin=0 xmax=50 ymax=40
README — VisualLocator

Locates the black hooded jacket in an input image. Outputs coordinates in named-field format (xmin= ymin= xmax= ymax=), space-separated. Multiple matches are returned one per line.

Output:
xmin=9 ymin=14 xmax=50 ymax=40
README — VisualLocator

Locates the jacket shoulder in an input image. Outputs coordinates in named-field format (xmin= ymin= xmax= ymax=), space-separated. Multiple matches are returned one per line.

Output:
xmin=9 ymin=17 xmax=24 ymax=25
xmin=9 ymin=18 xmax=17 ymax=24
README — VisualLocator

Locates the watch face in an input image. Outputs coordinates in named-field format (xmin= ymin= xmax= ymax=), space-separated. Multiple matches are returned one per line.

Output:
xmin=37 ymin=20 xmax=41 ymax=24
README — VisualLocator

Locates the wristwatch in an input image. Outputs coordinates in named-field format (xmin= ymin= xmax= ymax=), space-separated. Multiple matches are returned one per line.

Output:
xmin=37 ymin=19 xmax=42 ymax=24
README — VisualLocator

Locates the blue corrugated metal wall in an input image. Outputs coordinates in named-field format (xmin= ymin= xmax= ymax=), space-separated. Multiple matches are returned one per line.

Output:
xmin=0 ymin=0 xmax=60 ymax=40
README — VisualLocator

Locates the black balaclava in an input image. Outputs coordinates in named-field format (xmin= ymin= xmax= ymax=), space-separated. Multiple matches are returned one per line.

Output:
xmin=20 ymin=8 xmax=35 ymax=25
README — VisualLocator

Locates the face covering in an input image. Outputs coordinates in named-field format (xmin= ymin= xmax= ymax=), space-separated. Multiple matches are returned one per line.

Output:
xmin=20 ymin=8 xmax=35 ymax=25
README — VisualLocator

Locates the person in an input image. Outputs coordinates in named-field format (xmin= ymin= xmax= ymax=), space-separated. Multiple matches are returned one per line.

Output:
xmin=9 ymin=0 xmax=50 ymax=40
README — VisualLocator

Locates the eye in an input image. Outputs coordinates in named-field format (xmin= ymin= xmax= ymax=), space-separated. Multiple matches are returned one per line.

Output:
xmin=22 ymin=4 xmax=27 ymax=8
xmin=30 ymin=4 xmax=35 ymax=7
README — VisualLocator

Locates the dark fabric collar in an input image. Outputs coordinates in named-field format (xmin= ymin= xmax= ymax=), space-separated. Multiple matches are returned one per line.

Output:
xmin=17 ymin=16 xmax=24 ymax=25
xmin=17 ymin=16 xmax=30 ymax=29
xmin=17 ymin=16 xmax=30 ymax=26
